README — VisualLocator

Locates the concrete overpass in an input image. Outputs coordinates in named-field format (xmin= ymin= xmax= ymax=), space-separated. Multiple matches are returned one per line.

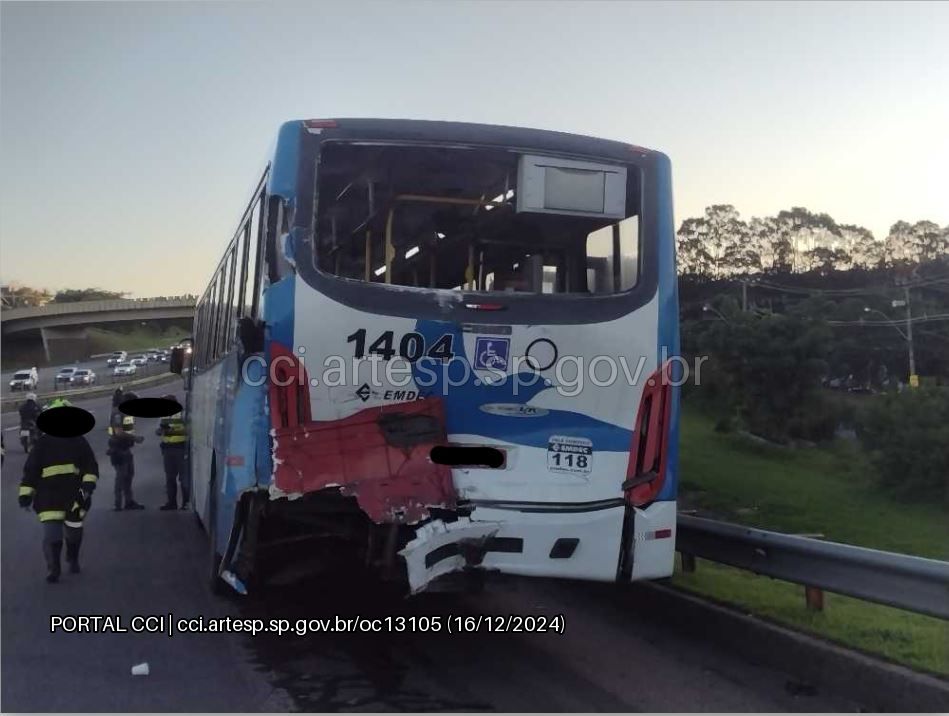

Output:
xmin=1 ymin=297 xmax=196 ymax=361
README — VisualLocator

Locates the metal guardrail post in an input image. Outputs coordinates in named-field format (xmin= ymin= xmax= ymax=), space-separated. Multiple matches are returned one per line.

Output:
xmin=676 ymin=515 xmax=949 ymax=619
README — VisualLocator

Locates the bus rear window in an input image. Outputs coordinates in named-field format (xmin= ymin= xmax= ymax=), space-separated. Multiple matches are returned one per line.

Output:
xmin=313 ymin=143 xmax=640 ymax=295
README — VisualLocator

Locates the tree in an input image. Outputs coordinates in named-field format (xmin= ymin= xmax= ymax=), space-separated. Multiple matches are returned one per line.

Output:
xmin=676 ymin=205 xmax=755 ymax=278
xmin=884 ymin=221 xmax=949 ymax=266
xmin=840 ymin=224 xmax=882 ymax=269
xmin=52 ymin=288 xmax=128 ymax=303
xmin=686 ymin=311 xmax=834 ymax=443
xmin=799 ymin=246 xmax=852 ymax=275
xmin=0 ymin=283 xmax=53 ymax=309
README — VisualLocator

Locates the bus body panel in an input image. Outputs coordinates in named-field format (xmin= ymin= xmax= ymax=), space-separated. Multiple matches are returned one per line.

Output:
xmin=284 ymin=283 xmax=660 ymax=509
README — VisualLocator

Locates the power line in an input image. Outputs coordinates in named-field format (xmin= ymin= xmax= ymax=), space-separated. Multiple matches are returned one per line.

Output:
xmin=827 ymin=313 xmax=949 ymax=327
xmin=749 ymin=275 xmax=949 ymax=296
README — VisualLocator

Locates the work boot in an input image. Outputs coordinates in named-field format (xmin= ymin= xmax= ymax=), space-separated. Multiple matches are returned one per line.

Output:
xmin=125 ymin=502 xmax=145 ymax=510
xmin=113 ymin=504 xmax=123 ymax=512
xmin=66 ymin=541 xmax=81 ymax=574
xmin=44 ymin=541 xmax=62 ymax=583
xmin=179 ymin=502 xmax=190 ymax=511
xmin=159 ymin=502 xmax=177 ymax=511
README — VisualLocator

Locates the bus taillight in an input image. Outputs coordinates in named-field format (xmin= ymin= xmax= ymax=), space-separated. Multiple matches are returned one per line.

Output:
xmin=268 ymin=343 xmax=311 ymax=429
xmin=623 ymin=363 xmax=672 ymax=507
xmin=304 ymin=119 xmax=338 ymax=130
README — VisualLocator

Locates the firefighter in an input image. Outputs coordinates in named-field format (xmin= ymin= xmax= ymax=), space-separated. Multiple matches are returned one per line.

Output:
xmin=157 ymin=394 xmax=189 ymax=510
xmin=18 ymin=398 xmax=98 ymax=583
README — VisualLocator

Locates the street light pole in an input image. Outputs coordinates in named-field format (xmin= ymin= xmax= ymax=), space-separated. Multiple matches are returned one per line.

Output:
xmin=863 ymin=303 xmax=916 ymax=386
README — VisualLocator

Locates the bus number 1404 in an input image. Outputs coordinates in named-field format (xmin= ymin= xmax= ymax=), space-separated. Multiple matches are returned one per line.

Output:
xmin=347 ymin=329 xmax=455 ymax=362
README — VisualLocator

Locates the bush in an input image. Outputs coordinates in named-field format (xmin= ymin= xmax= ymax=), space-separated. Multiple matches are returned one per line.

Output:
xmin=683 ymin=311 xmax=832 ymax=444
xmin=856 ymin=388 xmax=949 ymax=502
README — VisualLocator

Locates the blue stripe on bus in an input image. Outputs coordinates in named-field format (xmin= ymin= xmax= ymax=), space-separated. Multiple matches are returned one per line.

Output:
xmin=264 ymin=276 xmax=296 ymax=350
xmin=268 ymin=121 xmax=303 ymax=202
xmin=653 ymin=152 xmax=679 ymax=502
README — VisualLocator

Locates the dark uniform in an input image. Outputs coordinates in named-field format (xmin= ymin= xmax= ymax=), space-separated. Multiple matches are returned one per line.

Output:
xmin=19 ymin=398 xmax=41 ymax=429
xmin=18 ymin=398 xmax=41 ymax=450
xmin=107 ymin=409 xmax=144 ymax=510
xmin=19 ymin=427 xmax=98 ymax=582
xmin=157 ymin=396 xmax=189 ymax=510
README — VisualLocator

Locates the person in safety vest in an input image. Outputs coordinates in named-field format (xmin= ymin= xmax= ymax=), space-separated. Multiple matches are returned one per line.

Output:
xmin=107 ymin=394 xmax=145 ymax=511
xmin=157 ymin=394 xmax=189 ymax=510
xmin=18 ymin=398 xmax=98 ymax=583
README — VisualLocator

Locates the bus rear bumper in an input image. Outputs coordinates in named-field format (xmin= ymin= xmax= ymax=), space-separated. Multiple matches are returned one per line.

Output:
xmin=399 ymin=500 xmax=676 ymax=593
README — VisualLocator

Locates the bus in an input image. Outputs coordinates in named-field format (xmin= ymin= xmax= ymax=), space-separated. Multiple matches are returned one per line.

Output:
xmin=172 ymin=118 xmax=680 ymax=595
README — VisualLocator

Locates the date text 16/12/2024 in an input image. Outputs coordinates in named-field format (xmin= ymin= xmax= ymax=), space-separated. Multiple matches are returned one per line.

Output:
xmin=50 ymin=614 xmax=567 ymax=636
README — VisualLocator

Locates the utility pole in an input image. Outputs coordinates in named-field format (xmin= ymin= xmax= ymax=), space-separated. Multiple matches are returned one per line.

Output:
xmin=904 ymin=286 xmax=916 ymax=383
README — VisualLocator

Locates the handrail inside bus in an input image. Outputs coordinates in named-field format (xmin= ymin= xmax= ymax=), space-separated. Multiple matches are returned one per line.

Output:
xmin=382 ymin=193 xmax=509 ymax=285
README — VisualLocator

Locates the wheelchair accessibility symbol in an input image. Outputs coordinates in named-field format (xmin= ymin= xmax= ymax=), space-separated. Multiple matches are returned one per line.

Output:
xmin=474 ymin=337 xmax=510 ymax=371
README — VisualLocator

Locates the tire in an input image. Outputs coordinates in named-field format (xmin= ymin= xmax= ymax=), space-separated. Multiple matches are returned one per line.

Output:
xmin=207 ymin=456 xmax=227 ymax=596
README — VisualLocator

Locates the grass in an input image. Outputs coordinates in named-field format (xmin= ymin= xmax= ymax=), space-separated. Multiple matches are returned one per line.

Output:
xmin=673 ymin=557 xmax=949 ymax=677
xmin=673 ymin=403 xmax=949 ymax=675
xmin=676 ymin=405 xmax=948 ymax=559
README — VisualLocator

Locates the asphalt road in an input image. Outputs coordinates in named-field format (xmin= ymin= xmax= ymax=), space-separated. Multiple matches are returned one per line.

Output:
xmin=1 ymin=387 xmax=858 ymax=712
xmin=3 ymin=356 xmax=167 ymax=398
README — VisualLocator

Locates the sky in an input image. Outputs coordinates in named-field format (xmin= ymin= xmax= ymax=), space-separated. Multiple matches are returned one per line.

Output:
xmin=1 ymin=1 xmax=947 ymax=297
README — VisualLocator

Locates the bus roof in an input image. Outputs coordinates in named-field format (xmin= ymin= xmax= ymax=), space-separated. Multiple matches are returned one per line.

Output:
xmin=268 ymin=117 xmax=664 ymax=202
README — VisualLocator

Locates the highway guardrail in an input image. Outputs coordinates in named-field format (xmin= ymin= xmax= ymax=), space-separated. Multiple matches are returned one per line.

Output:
xmin=1 ymin=371 xmax=182 ymax=412
xmin=676 ymin=514 xmax=949 ymax=619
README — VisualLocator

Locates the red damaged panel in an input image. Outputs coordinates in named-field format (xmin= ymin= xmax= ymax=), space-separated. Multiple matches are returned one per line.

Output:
xmin=271 ymin=397 xmax=456 ymax=524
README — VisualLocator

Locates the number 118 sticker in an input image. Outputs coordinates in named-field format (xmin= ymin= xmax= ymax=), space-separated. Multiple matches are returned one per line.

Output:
xmin=547 ymin=435 xmax=593 ymax=474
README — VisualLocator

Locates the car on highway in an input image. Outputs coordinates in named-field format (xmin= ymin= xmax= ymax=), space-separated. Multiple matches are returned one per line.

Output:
xmin=158 ymin=350 xmax=171 ymax=362
xmin=146 ymin=349 xmax=163 ymax=362
xmin=106 ymin=351 xmax=128 ymax=366
xmin=112 ymin=362 xmax=137 ymax=378
xmin=9 ymin=368 xmax=38 ymax=391
xmin=70 ymin=368 xmax=97 ymax=386
xmin=55 ymin=366 xmax=78 ymax=385
xmin=129 ymin=355 xmax=148 ymax=367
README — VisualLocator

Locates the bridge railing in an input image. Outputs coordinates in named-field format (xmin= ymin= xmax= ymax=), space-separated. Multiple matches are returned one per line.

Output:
xmin=1 ymin=296 xmax=196 ymax=320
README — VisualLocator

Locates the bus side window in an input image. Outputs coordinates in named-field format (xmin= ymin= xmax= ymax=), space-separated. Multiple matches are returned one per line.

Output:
xmin=245 ymin=192 xmax=263 ymax=319
xmin=220 ymin=244 xmax=238 ymax=356
xmin=211 ymin=268 xmax=226 ymax=361
xmin=204 ymin=276 xmax=218 ymax=365
xmin=235 ymin=222 xmax=249 ymax=320
xmin=193 ymin=302 xmax=204 ymax=369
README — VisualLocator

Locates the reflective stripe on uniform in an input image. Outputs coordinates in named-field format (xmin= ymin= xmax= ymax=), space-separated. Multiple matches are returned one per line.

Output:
xmin=81 ymin=473 xmax=98 ymax=484
xmin=161 ymin=435 xmax=188 ymax=444
xmin=38 ymin=510 xmax=67 ymax=521
xmin=41 ymin=464 xmax=78 ymax=478
xmin=19 ymin=485 xmax=35 ymax=496
xmin=64 ymin=520 xmax=83 ymax=528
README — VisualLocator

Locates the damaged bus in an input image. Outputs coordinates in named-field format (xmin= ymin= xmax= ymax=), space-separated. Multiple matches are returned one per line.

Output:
xmin=174 ymin=118 xmax=680 ymax=595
